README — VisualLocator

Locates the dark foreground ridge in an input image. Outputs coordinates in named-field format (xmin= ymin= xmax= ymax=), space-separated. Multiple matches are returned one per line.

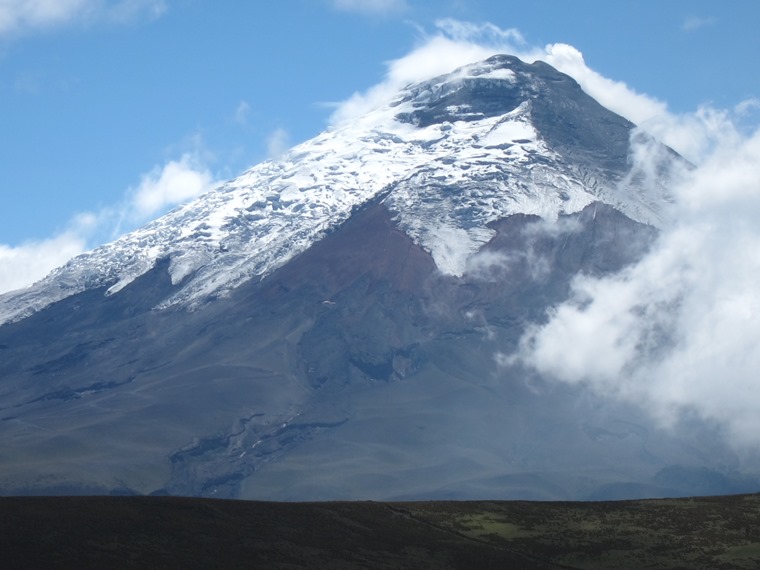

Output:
xmin=3 ymin=494 xmax=760 ymax=569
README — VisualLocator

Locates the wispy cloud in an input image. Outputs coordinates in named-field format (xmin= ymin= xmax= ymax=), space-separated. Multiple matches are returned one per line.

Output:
xmin=435 ymin=18 xmax=525 ymax=46
xmin=682 ymin=15 xmax=716 ymax=32
xmin=266 ymin=127 xmax=290 ymax=159
xmin=234 ymin=100 xmax=251 ymax=126
xmin=735 ymin=98 xmax=760 ymax=117
xmin=330 ymin=0 xmax=408 ymax=16
xmin=0 ymin=0 xmax=166 ymax=39
xmin=102 ymin=0 xmax=166 ymax=24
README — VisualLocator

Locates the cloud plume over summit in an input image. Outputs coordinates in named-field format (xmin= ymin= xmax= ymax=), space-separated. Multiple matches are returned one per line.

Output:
xmin=330 ymin=20 xmax=751 ymax=165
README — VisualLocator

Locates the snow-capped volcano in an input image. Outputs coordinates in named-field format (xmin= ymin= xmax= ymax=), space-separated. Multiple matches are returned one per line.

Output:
xmin=2 ymin=55 xmax=728 ymax=502
xmin=0 ymin=55 xmax=675 ymax=326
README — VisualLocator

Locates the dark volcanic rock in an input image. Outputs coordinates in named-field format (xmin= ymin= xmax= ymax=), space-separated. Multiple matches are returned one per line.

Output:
xmin=395 ymin=54 xmax=636 ymax=180
xmin=0 ymin=196 xmax=737 ymax=500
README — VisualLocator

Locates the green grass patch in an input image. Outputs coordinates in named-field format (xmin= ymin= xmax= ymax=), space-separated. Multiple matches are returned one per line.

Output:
xmin=455 ymin=513 xmax=533 ymax=539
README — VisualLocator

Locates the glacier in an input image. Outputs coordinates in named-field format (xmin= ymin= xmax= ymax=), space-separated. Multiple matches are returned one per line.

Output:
xmin=0 ymin=55 xmax=675 ymax=326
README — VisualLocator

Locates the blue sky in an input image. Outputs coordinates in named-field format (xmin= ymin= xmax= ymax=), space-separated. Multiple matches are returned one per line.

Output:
xmin=1 ymin=0 xmax=759 ymax=293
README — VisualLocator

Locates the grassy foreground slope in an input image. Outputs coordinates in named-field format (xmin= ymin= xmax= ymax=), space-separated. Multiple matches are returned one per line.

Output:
xmin=2 ymin=494 xmax=760 ymax=569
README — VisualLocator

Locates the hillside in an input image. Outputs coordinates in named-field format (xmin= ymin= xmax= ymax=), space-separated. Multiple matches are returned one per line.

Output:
xmin=3 ymin=494 xmax=760 ymax=569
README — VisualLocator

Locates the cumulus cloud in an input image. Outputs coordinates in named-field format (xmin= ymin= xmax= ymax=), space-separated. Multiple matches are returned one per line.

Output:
xmin=0 ymin=231 xmax=86 ymax=294
xmin=0 ymin=150 xmax=218 ymax=295
xmin=330 ymin=0 xmax=407 ymax=16
xmin=508 ymin=128 xmax=760 ymax=448
xmin=0 ymin=0 xmax=166 ymax=38
xmin=129 ymin=153 xmax=215 ymax=220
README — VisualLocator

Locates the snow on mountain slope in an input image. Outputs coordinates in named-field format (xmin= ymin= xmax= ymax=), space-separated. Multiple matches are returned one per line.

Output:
xmin=0 ymin=55 xmax=675 ymax=326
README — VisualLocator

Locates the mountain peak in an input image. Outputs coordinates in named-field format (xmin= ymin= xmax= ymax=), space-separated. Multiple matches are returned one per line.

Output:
xmin=0 ymin=55 xmax=716 ymax=502
xmin=0 ymin=55 xmax=680 ymax=326
xmin=391 ymin=54 xmax=582 ymax=127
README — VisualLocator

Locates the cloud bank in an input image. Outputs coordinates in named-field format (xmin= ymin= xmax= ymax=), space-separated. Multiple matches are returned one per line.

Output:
xmin=508 ymin=121 xmax=760 ymax=449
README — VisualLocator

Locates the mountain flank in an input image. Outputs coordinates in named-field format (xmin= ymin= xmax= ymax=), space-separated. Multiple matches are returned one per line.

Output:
xmin=0 ymin=54 xmax=751 ymax=500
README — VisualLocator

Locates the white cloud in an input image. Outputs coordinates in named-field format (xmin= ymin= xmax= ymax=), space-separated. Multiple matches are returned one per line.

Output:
xmin=266 ymin=127 xmax=290 ymax=159
xmin=0 ymin=0 xmax=88 ymax=35
xmin=0 ymin=231 xmax=86 ymax=294
xmin=542 ymin=43 xmax=666 ymax=127
xmin=509 ymin=128 xmax=760 ymax=448
xmin=331 ymin=0 xmax=407 ymax=16
xmin=541 ymin=43 xmax=745 ymax=163
xmin=434 ymin=17 xmax=525 ymax=45
xmin=330 ymin=20 xmax=529 ymax=125
xmin=0 ymin=0 xmax=166 ymax=38
xmin=129 ymin=153 xmax=215 ymax=220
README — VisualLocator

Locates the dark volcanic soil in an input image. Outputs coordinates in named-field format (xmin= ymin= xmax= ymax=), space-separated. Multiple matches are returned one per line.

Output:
xmin=3 ymin=494 xmax=760 ymax=569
